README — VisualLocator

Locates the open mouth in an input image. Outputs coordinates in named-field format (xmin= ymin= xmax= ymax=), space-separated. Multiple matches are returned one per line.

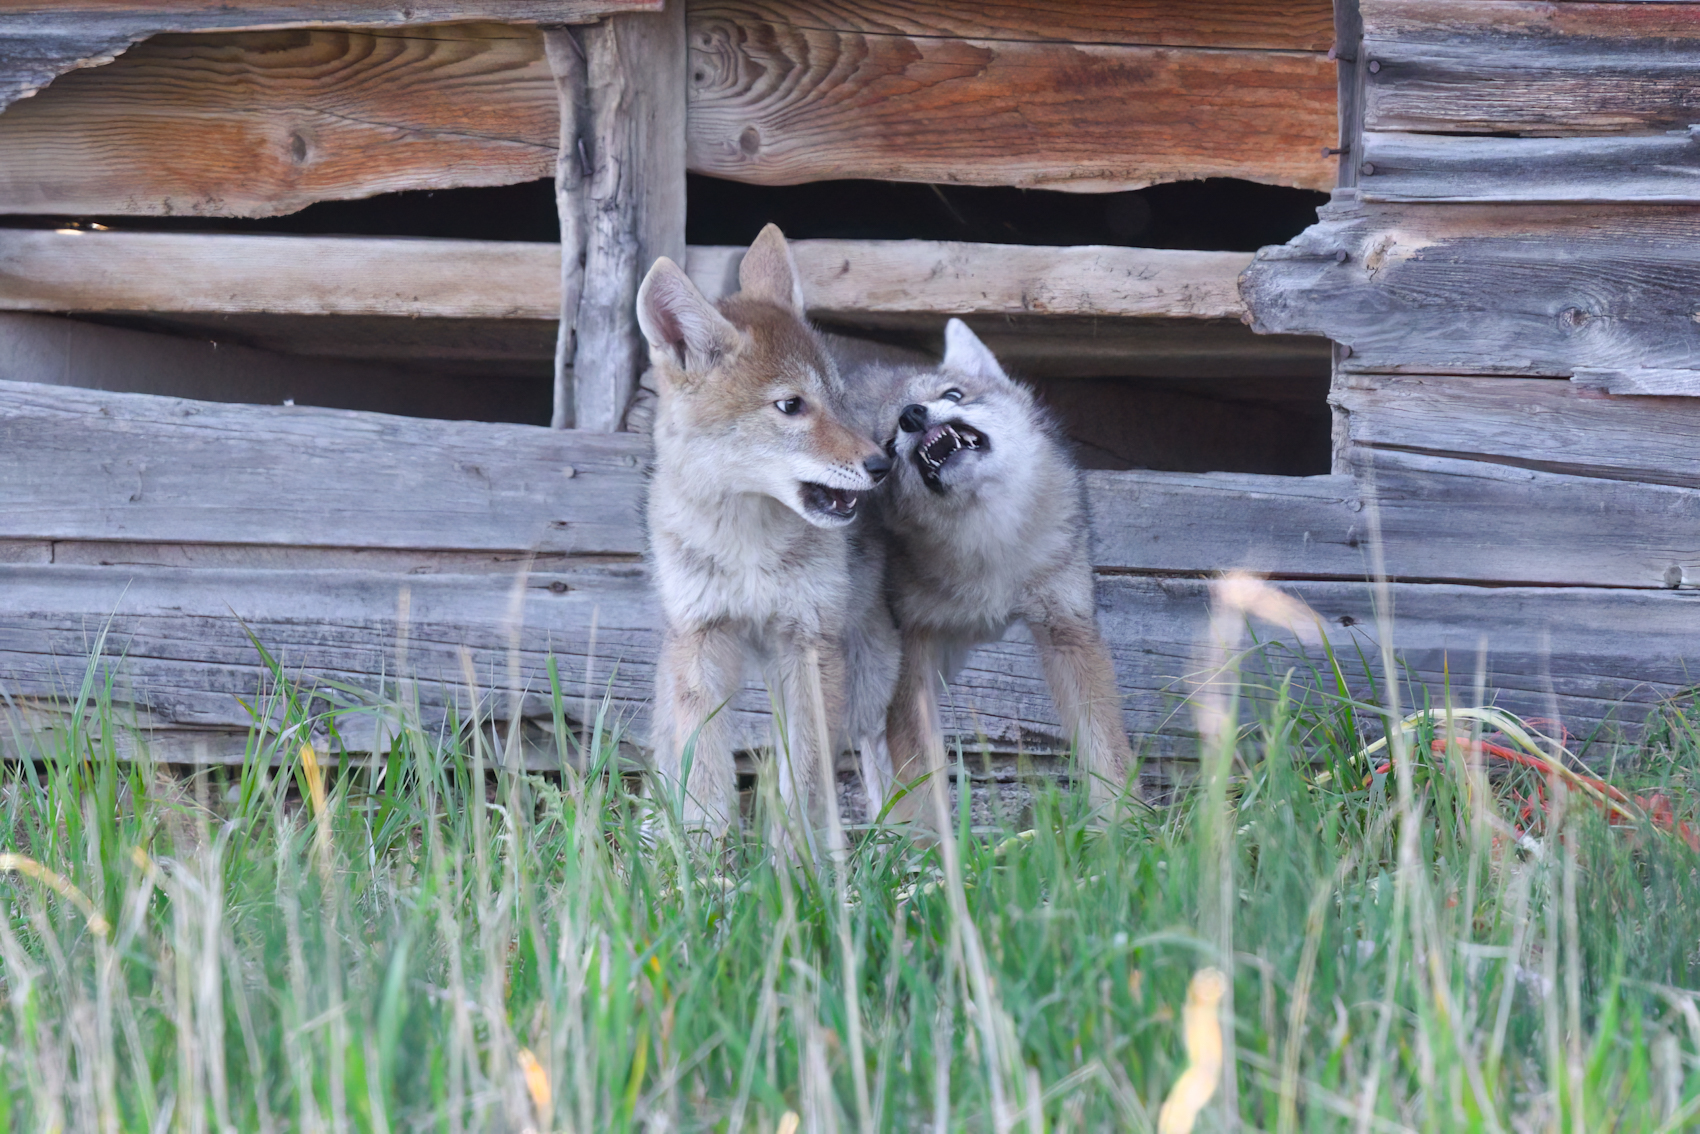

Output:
xmin=915 ymin=421 xmax=987 ymax=485
xmin=801 ymin=482 xmax=863 ymax=521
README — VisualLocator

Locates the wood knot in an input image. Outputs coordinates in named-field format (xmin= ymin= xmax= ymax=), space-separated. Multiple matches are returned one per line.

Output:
xmin=1558 ymin=306 xmax=1590 ymax=330
xmin=288 ymin=131 xmax=309 ymax=164
xmin=548 ymin=580 xmax=570 ymax=594
xmin=738 ymin=126 xmax=762 ymax=157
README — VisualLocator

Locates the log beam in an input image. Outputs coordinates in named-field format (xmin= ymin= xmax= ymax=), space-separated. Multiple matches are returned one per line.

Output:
xmin=570 ymin=3 xmax=687 ymax=432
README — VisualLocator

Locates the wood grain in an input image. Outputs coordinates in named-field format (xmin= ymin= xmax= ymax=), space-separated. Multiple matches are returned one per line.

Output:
xmin=687 ymin=9 xmax=1337 ymax=192
xmin=4 ymin=563 xmax=1697 ymax=759
xmin=1572 ymin=369 xmax=1700 ymax=398
xmin=1240 ymin=192 xmax=1700 ymax=377
xmin=0 ymin=25 xmax=560 ymax=217
xmin=1361 ymin=0 xmax=1700 ymax=135
xmin=571 ymin=3 xmax=688 ymax=433
xmin=1359 ymin=129 xmax=1700 ymax=204
xmin=1336 ymin=373 xmax=1700 ymax=489
xmin=690 ymin=1 xmax=1335 ymax=53
xmin=0 ymin=1 xmax=657 ymax=111
xmin=0 ymin=379 xmax=648 ymax=554
xmin=0 ymin=230 xmax=1254 ymax=322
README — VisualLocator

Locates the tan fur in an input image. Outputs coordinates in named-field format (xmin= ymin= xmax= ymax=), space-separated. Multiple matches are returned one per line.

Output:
xmin=638 ymin=225 xmax=895 ymax=839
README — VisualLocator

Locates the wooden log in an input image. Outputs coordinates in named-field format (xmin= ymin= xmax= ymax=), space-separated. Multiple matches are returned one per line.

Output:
xmin=0 ymin=379 xmax=648 ymax=554
xmin=0 ymin=230 xmax=1255 ymax=322
xmin=3 ymin=563 xmax=1697 ymax=758
xmin=1361 ymin=0 xmax=1700 ymax=136
xmin=1336 ymin=373 xmax=1700 ymax=489
xmin=1240 ymin=191 xmax=1700 ymax=377
xmin=571 ymin=3 xmax=687 ymax=433
xmin=0 ymin=25 xmax=564 ymax=218
xmin=687 ymin=5 xmax=1336 ymax=192
xmin=0 ymin=1 xmax=658 ymax=112
xmin=1360 ymin=129 xmax=1700 ymax=204
xmin=0 ymin=311 xmax=550 ymax=422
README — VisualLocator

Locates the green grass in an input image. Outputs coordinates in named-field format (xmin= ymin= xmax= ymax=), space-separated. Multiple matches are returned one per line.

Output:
xmin=2 ymin=626 xmax=1700 ymax=1133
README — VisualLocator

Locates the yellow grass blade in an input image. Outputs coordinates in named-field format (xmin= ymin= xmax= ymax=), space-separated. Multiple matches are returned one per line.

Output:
xmin=1157 ymin=968 xmax=1228 ymax=1134
xmin=0 ymin=852 xmax=110 ymax=937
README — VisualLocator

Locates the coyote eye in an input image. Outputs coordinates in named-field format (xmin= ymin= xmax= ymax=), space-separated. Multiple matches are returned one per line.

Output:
xmin=775 ymin=396 xmax=804 ymax=415
xmin=941 ymin=388 xmax=964 ymax=403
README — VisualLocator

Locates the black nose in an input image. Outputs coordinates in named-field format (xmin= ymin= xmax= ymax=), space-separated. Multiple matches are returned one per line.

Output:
xmin=863 ymin=453 xmax=891 ymax=484
xmin=898 ymin=404 xmax=928 ymax=433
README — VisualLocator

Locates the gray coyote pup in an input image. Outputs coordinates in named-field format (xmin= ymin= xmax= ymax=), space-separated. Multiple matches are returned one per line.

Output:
xmin=866 ymin=319 xmax=1136 ymax=825
xmin=636 ymin=225 xmax=897 ymax=839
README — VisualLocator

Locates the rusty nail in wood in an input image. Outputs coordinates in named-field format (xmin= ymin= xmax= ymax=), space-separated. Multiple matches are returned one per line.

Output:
xmin=1367 ymin=60 xmax=1381 ymax=73
xmin=1322 ymin=146 xmax=1347 ymax=157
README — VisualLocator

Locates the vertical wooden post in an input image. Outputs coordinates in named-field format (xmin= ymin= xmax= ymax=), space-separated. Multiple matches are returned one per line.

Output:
xmin=569 ymin=0 xmax=687 ymax=433
xmin=543 ymin=26 xmax=588 ymax=430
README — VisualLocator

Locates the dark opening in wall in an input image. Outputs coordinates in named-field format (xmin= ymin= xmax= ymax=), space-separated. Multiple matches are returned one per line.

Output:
xmin=4 ymin=174 xmax=1324 ymax=252
xmin=2 ymin=176 xmax=1332 ymax=473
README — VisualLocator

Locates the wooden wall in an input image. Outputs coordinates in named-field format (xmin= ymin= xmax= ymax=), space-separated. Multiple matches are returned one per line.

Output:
xmin=1235 ymin=0 xmax=1700 ymax=742
xmin=6 ymin=0 xmax=1699 ymax=766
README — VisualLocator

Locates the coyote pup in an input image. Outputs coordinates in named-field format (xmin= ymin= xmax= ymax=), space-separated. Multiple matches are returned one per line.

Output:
xmin=873 ymin=319 xmax=1135 ymax=824
xmin=637 ymin=225 xmax=895 ymax=838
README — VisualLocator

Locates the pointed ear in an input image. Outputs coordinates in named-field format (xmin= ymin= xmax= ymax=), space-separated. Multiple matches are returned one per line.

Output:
xmin=637 ymin=257 xmax=741 ymax=375
xmin=942 ymin=319 xmax=1007 ymax=383
xmin=737 ymin=223 xmax=807 ymax=315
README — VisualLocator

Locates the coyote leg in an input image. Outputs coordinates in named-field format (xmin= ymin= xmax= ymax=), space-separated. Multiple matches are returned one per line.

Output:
xmin=653 ymin=621 xmax=745 ymax=837
xmin=1028 ymin=613 xmax=1136 ymax=808
xmin=768 ymin=629 xmax=847 ymax=838
xmin=885 ymin=632 xmax=949 ymax=832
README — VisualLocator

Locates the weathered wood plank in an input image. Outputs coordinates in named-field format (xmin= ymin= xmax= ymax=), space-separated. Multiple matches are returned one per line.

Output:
xmin=1086 ymin=458 xmax=1700 ymax=591
xmin=0 ymin=25 xmax=563 ymax=218
xmin=0 ymin=230 xmax=1254 ymax=322
xmin=0 ymin=311 xmax=549 ymax=422
xmin=1 ymin=4 xmax=1336 ymax=216
xmin=1361 ymin=0 xmax=1700 ymax=136
xmin=1573 ymin=369 xmax=1700 ymax=398
xmin=1336 ymin=373 xmax=1700 ymax=490
xmin=686 ymin=242 xmax=1253 ymax=321
xmin=0 ymin=380 xmax=648 ymax=554
xmin=571 ymin=2 xmax=687 ymax=433
xmin=3 ymin=564 xmax=1697 ymax=759
xmin=687 ymin=9 xmax=1337 ymax=192
xmin=689 ymin=1 xmax=1335 ymax=53
xmin=5 ymin=379 xmax=1693 ymax=588
xmin=1240 ymin=192 xmax=1700 ymax=377
xmin=1360 ymin=129 xmax=1700 ymax=204
xmin=0 ymin=2 xmax=657 ymax=112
